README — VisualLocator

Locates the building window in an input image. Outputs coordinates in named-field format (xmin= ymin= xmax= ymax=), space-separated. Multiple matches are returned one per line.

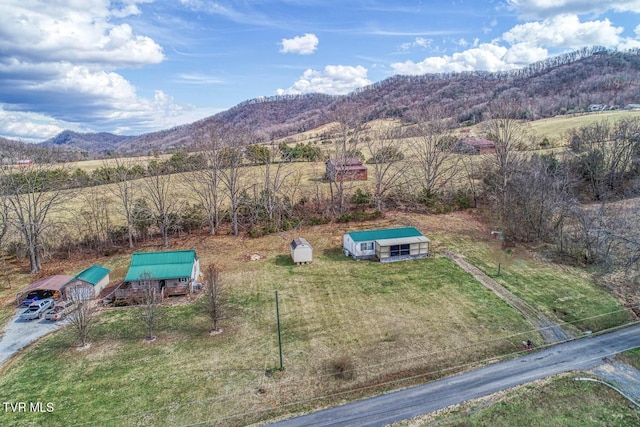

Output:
xmin=360 ymin=242 xmax=374 ymax=251
xmin=390 ymin=244 xmax=410 ymax=257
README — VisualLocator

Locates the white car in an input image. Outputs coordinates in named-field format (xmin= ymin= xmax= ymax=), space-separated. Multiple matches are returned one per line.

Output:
xmin=20 ymin=298 xmax=54 ymax=321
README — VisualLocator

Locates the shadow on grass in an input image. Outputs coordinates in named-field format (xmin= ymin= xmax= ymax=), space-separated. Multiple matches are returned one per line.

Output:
xmin=322 ymin=247 xmax=353 ymax=262
xmin=274 ymin=255 xmax=295 ymax=267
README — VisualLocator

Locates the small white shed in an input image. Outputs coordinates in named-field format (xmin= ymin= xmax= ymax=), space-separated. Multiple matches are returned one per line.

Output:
xmin=290 ymin=238 xmax=313 ymax=264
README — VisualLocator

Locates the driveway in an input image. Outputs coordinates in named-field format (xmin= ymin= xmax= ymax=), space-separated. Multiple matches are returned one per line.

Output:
xmin=0 ymin=307 xmax=67 ymax=369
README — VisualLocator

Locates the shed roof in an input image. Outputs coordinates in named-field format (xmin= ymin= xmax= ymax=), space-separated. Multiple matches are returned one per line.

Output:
xmin=74 ymin=265 xmax=110 ymax=286
xmin=124 ymin=250 xmax=197 ymax=282
xmin=346 ymin=227 xmax=424 ymax=242
xmin=291 ymin=237 xmax=312 ymax=249
xmin=20 ymin=275 xmax=74 ymax=294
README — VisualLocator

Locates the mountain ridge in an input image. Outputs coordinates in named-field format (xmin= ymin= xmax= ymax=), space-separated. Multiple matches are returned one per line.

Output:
xmin=26 ymin=47 xmax=640 ymax=155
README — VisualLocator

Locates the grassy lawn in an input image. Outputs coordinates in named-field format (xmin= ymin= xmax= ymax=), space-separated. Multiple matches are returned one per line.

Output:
xmin=0 ymin=211 xmax=634 ymax=426
xmin=429 ymin=218 xmax=631 ymax=334
xmin=401 ymin=374 xmax=640 ymax=427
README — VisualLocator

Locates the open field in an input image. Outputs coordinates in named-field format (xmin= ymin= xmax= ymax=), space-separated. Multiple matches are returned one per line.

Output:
xmin=0 ymin=211 xmax=632 ymax=426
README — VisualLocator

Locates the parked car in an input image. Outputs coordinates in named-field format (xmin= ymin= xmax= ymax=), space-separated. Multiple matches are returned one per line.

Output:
xmin=44 ymin=300 xmax=76 ymax=321
xmin=20 ymin=298 xmax=54 ymax=321
xmin=22 ymin=290 xmax=54 ymax=306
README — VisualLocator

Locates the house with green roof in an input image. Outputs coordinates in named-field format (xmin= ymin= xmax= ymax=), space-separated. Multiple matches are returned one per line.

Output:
xmin=343 ymin=227 xmax=429 ymax=262
xmin=65 ymin=265 xmax=111 ymax=298
xmin=117 ymin=250 xmax=201 ymax=301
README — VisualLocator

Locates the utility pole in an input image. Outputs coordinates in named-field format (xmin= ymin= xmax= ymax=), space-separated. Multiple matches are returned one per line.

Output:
xmin=275 ymin=290 xmax=284 ymax=370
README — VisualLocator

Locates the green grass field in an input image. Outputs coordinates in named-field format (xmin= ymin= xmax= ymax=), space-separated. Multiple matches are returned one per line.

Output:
xmin=0 ymin=211 xmax=633 ymax=426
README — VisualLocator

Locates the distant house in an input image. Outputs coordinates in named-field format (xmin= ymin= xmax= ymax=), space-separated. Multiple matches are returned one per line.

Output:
xmin=325 ymin=158 xmax=368 ymax=181
xmin=343 ymin=227 xmax=429 ymax=262
xmin=16 ymin=159 xmax=33 ymax=166
xmin=116 ymin=250 xmax=201 ymax=302
xmin=455 ymin=137 xmax=497 ymax=155
xmin=624 ymin=104 xmax=640 ymax=110
xmin=65 ymin=265 xmax=111 ymax=299
xmin=290 ymin=237 xmax=313 ymax=264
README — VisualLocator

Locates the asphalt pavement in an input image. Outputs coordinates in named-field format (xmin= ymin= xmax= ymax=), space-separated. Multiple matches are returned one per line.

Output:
xmin=268 ymin=324 xmax=640 ymax=427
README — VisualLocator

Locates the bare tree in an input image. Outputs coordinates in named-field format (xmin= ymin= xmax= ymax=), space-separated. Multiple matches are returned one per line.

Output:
xmin=138 ymin=271 xmax=160 ymax=341
xmin=218 ymin=126 xmax=253 ymax=236
xmin=365 ymin=124 xmax=408 ymax=211
xmin=569 ymin=118 xmax=640 ymax=201
xmin=105 ymin=157 xmax=139 ymax=248
xmin=66 ymin=284 xmax=96 ymax=348
xmin=142 ymin=161 xmax=176 ymax=246
xmin=78 ymin=189 xmax=111 ymax=249
xmin=185 ymin=124 xmax=228 ymax=236
xmin=481 ymin=101 xmax=534 ymax=231
xmin=203 ymin=265 xmax=225 ymax=334
xmin=327 ymin=104 xmax=365 ymax=214
xmin=405 ymin=109 xmax=461 ymax=204
xmin=0 ymin=156 xmax=74 ymax=273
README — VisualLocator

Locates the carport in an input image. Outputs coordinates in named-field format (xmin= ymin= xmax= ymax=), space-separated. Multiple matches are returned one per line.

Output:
xmin=16 ymin=275 xmax=73 ymax=306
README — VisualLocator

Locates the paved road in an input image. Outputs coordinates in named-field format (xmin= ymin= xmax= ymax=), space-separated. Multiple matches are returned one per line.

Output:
xmin=0 ymin=307 xmax=66 ymax=369
xmin=269 ymin=325 xmax=640 ymax=427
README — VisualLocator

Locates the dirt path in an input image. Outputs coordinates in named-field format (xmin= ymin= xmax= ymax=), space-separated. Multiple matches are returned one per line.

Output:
xmin=444 ymin=252 xmax=575 ymax=344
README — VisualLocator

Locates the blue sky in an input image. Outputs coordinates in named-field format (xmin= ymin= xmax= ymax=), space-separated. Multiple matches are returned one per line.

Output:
xmin=1 ymin=0 xmax=640 ymax=143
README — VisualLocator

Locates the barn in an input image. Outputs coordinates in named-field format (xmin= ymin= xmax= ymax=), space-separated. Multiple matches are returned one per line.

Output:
xmin=325 ymin=158 xmax=368 ymax=181
xmin=66 ymin=265 xmax=111 ymax=298
xmin=343 ymin=227 xmax=429 ymax=262
xmin=455 ymin=137 xmax=497 ymax=155
xmin=290 ymin=237 xmax=313 ymax=264
xmin=116 ymin=250 xmax=201 ymax=302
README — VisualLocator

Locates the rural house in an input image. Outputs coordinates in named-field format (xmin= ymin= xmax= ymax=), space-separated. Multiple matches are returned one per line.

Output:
xmin=290 ymin=237 xmax=313 ymax=264
xmin=343 ymin=227 xmax=429 ymax=262
xmin=455 ymin=137 xmax=497 ymax=155
xmin=65 ymin=265 xmax=111 ymax=299
xmin=325 ymin=158 xmax=368 ymax=181
xmin=116 ymin=250 xmax=201 ymax=302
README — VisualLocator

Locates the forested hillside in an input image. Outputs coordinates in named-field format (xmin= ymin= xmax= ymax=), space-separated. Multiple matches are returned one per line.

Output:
xmin=31 ymin=47 xmax=640 ymax=155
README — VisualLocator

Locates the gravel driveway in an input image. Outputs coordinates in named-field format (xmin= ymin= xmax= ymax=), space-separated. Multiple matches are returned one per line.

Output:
xmin=0 ymin=307 xmax=67 ymax=369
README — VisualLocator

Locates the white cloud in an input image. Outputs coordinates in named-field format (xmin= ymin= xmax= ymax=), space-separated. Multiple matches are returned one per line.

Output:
xmin=400 ymin=37 xmax=432 ymax=51
xmin=503 ymin=14 xmax=624 ymax=49
xmin=280 ymin=33 xmax=319 ymax=55
xmin=0 ymin=0 xmax=189 ymax=140
xmin=507 ymin=0 xmax=640 ymax=19
xmin=0 ymin=108 xmax=67 ymax=142
xmin=0 ymin=1 xmax=164 ymax=66
xmin=277 ymin=65 xmax=371 ymax=96
xmin=391 ymin=43 xmax=524 ymax=75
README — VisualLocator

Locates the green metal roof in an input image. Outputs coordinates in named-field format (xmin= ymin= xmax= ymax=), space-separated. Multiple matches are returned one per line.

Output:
xmin=75 ymin=265 xmax=110 ymax=286
xmin=124 ymin=250 xmax=197 ymax=282
xmin=346 ymin=227 xmax=424 ymax=242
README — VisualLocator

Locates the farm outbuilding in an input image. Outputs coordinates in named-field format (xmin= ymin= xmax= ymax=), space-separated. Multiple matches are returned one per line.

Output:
xmin=343 ymin=227 xmax=429 ymax=262
xmin=325 ymin=158 xmax=368 ymax=181
xmin=455 ymin=137 xmax=497 ymax=155
xmin=16 ymin=275 xmax=73 ymax=305
xmin=290 ymin=237 xmax=313 ymax=264
xmin=65 ymin=265 xmax=111 ymax=299
xmin=116 ymin=250 xmax=201 ymax=302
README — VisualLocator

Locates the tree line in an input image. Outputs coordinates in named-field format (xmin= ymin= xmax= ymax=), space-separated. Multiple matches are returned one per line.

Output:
xmin=1 ymin=107 xmax=639 ymax=281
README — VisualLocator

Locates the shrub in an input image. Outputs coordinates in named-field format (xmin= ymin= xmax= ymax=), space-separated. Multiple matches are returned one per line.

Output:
xmin=327 ymin=356 xmax=356 ymax=380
